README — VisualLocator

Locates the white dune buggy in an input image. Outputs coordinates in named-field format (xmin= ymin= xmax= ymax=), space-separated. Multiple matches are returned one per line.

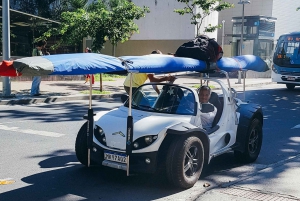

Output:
xmin=75 ymin=73 xmax=263 ymax=189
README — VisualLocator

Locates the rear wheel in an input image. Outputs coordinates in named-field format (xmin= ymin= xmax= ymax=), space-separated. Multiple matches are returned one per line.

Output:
xmin=286 ymin=84 xmax=296 ymax=90
xmin=166 ymin=136 xmax=204 ymax=189
xmin=234 ymin=118 xmax=262 ymax=163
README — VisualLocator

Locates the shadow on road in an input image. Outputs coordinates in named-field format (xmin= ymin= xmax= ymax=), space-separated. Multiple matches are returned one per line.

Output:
xmin=1 ymin=87 xmax=300 ymax=200
xmin=0 ymin=101 xmax=122 ymax=123
xmin=0 ymin=151 xmax=182 ymax=201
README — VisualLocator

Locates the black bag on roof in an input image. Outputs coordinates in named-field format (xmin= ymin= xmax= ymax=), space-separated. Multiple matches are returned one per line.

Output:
xmin=175 ymin=35 xmax=223 ymax=63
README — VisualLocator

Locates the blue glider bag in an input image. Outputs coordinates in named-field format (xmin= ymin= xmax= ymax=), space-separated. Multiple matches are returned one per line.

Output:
xmin=12 ymin=53 xmax=127 ymax=76
xmin=217 ymin=55 xmax=269 ymax=72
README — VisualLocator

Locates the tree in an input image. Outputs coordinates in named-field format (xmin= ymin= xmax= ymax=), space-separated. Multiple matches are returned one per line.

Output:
xmin=38 ymin=0 xmax=149 ymax=53
xmin=37 ymin=0 xmax=149 ymax=92
xmin=297 ymin=7 xmax=300 ymax=11
xmin=49 ymin=0 xmax=89 ymax=20
xmin=174 ymin=0 xmax=234 ymax=35
xmin=86 ymin=0 xmax=149 ymax=54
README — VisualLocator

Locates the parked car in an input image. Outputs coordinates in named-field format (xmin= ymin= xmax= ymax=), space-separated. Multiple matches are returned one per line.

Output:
xmin=75 ymin=75 xmax=263 ymax=189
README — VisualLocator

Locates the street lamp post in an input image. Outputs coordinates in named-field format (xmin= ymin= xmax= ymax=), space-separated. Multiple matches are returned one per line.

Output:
xmin=236 ymin=0 xmax=250 ymax=84
xmin=221 ymin=20 xmax=225 ymax=49
xmin=2 ymin=0 xmax=11 ymax=97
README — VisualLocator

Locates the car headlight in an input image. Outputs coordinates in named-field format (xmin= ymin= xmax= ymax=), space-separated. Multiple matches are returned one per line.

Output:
xmin=94 ymin=125 xmax=106 ymax=146
xmin=272 ymin=64 xmax=278 ymax=74
xmin=132 ymin=135 xmax=158 ymax=150
xmin=144 ymin=136 xmax=153 ymax=145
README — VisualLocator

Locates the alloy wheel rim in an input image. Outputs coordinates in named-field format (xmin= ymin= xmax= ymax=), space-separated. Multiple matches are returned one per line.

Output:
xmin=248 ymin=128 xmax=259 ymax=154
xmin=184 ymin=145 xmax=200 ymax=177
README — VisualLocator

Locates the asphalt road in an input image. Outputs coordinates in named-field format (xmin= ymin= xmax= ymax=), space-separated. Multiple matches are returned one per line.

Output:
xmin=0 ymin=84 xmax=299 ymax=201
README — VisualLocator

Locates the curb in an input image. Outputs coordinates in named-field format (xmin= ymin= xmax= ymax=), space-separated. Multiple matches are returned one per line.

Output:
xmin=0 ymin=93 xmax=124 ymax=105
xmin=219 ymin=153 xmax=300 ymax=188
xmin=0 ymin=81 xmax=273 ymax=105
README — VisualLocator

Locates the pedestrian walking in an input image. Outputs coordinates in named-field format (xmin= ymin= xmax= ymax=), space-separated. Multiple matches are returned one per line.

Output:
xmin=31 ymin=40 xmax=47 ymax=96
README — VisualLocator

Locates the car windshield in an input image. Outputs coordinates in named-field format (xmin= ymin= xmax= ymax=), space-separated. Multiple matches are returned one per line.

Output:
xmin=273 ymin=35 xmax=300 ymax=67
xmin=125 ymin=83 xmax=196 ymax=115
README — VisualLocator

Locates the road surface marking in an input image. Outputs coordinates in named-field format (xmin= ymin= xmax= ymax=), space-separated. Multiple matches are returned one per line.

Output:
xmin=0 ymin=124 xmax=65 ymax=137
xmin=0 ymin=178 xmax=15 ymax=185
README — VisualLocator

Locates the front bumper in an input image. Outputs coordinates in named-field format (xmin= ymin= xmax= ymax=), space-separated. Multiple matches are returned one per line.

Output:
xmin=91 ymin=142 xmax=159 ymax=174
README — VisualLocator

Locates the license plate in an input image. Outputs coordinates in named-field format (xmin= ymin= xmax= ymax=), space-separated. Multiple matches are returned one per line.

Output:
xmin=287 ymin=77 xmax=295 ymax=81
xmin=104 ymin=151 xmax=127 ymax=163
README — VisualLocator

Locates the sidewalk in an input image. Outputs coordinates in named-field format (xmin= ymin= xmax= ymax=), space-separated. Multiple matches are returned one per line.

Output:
xmin=0 ymin=74 xmax=273 ymax=105
xmin=196 ymin=154 xmax=300 ymax=201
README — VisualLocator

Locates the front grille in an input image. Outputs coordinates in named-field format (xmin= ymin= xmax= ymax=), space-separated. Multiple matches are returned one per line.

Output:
xmin=280 ymin=71 xmax=300 ymax=76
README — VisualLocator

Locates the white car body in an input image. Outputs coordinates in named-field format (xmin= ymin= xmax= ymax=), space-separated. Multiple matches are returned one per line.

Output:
xmin=76 ymin=77 xmax=263 ymax=189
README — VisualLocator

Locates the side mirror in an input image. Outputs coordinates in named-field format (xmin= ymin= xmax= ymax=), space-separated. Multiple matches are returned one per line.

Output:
xmin=121 ymin=94 xmax=129 ymax=103
xmin=201 ymin=103 xmax=214 ymax=113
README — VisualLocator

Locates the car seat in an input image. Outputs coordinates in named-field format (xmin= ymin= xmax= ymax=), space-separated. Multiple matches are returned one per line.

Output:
xmin=209 ymin=92 xmax=223 ymax=127
xmin=154 ymin=86 xmax=181 ymax=113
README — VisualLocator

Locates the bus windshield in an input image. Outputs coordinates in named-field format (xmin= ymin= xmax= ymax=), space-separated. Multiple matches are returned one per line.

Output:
xmin=273 ymin=35 xmax=300 ymax=67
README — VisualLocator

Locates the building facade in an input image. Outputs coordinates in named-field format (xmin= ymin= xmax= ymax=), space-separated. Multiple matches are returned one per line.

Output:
xmin=100 ymin=0 xmax=219 ymax=56
xmin=218 ymin=0 xmax=300 ymax=58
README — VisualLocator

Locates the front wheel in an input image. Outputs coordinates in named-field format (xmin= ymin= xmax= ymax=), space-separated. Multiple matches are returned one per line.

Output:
xmin=286 ymin=84 xmax=296 ymax=90
xmin=75 ymin=122 xmax=89 ymax=166
xmin=166 ymin=136 xmax=204 ymax=189
xmin=234 ymin=118 xmax=263 ymax=163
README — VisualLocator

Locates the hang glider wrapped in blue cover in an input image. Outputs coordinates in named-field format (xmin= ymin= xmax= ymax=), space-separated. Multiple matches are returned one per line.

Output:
xmin=9 ymin=53 xmax=268 ymax=76
xmin=13 ymin=53 xmax=127 ymax=76
xmin=120 ymin=54 xmax=207 ymax=73
xmin=217 ymin=55 xmax=269 ymax=72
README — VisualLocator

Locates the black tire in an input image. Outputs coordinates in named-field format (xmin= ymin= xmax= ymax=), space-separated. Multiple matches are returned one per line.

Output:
xmin=166 ymin=136 xmax=204 ymax=189
xmin=234 ymin=118 xmax=263 ymax=163
xmin=75 ymin=122 xmax=89 ymax=166
xmin=286 ymin=84 xmax=296 ymax=90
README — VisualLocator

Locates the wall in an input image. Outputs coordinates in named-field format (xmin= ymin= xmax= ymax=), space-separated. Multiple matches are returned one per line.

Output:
xmin=130 ymin=0 xmax=195 ymax=40
xmin=101 ymin=0 xmax=221 ymax=56
xmin=100 ymin=40 xmax=188 ymax=57
xmin=272 ymin=0 xmax=300 ymax=40
xmin=196 ymin=6 xmax=218 ymax=39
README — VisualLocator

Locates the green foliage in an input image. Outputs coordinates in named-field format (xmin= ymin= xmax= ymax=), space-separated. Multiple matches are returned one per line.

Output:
xmin=81 ymin=90 xmax=110 ymax=94
xmin=94 ymin=73 xmax=126 ymax=81
xmin=174 ymin=0 xmax=234 ymax=35
xmin=36 ymin=0 xmax=149 ymax=52
xmin=50 ymin=0 xmax=89 ymax=20
xmin=297 ymin=7 xmax=300 ymax=11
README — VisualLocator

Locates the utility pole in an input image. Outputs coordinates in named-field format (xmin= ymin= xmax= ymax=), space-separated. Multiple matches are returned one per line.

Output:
xmin=221 ymin=20 xmax=225 ymax=49
xmin=2 ymin=0 xmax=11 ymax=96
xmin=236 ymin=0 xmax=250 ymax=84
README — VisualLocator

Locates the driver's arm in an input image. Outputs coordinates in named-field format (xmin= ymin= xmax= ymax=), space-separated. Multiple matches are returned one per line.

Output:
xmin=147 ymin=74 xmax=175 ymax=83
xmin=152 ymin=84 xmax=160 ymax=94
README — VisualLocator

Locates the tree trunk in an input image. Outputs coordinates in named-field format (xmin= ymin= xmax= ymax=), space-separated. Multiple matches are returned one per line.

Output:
xmin=100 ymin=74 xmax=103 ymax=92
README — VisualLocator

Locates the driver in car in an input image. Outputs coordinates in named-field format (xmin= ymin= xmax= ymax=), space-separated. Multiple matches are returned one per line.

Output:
xmin=198 ymin=86 xmax=217 ymax=130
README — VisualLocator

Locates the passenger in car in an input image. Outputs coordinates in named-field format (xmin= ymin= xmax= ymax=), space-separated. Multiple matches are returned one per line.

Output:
xmin=198 ymin=86 xmax=217 ymax=130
